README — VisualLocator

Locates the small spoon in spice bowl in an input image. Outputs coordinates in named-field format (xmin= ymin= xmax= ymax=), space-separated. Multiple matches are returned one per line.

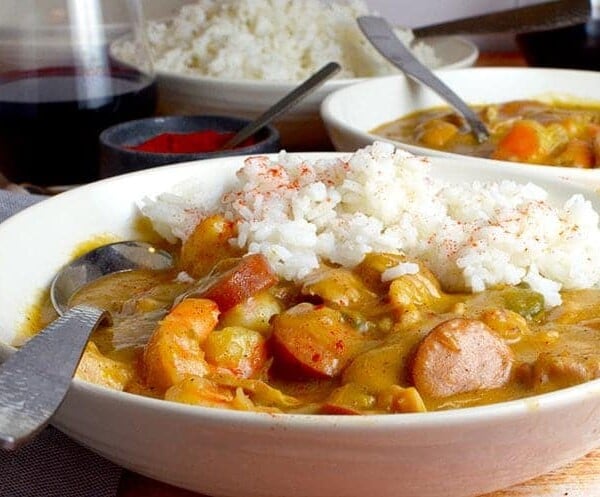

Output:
xmin=100 ymin=62 xmax=341 ymax=177
xmin=0 ymin=241 xmax=173 ymax=450
xmin=99 ymin=114 xmax=283 ymax=177
xmin=358 ymin=16 xmax=490 ymax=144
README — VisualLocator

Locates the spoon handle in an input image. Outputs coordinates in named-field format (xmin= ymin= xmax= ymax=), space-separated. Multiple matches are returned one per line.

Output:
xmin=0 ymin=305 xmax=108 ymax=450
xmin=357 ymin=16 xmax=489 ymax=144
xmin=221 ymin=61 xmax=342 ymax=150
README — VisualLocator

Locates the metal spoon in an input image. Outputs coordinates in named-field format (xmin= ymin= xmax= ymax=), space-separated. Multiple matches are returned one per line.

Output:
xmin=357 ymin=15 xmax=490 ymax=144
xmin=221 ymin=61 xmax=342 ymax=150
xmin=0 ymin=241 xmax=173 ymax=450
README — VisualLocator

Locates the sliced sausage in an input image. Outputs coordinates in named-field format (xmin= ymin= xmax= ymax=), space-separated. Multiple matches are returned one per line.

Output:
xmin=411 ymin=318 xmax=513 ymax=398
xmin=200 ymin=253 xmax=278 ymax=312
xmin=270 ymin=303 xmax=362 ymax=379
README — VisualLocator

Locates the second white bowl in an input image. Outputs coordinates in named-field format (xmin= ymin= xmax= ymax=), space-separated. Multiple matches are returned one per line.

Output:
xmin=320 ymin=67 xmax=600 ymax=181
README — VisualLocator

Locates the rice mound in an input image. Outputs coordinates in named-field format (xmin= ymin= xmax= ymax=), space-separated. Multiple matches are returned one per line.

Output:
xmin=115 ymin=0 xmax=439 ymax=81
xmin=140 ymin=142 xmax=600 ymax=308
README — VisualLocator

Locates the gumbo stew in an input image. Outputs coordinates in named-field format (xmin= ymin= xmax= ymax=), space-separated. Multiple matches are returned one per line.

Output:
xmin=32 ymin=214 xmax=600 ymax=415
xmin=372 ymin=99 xmax=600 ymax=168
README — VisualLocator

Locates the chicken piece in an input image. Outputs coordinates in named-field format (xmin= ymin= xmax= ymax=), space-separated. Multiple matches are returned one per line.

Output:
xmin=76 ymin=342 xmax=134 ymax=391
xmin=517 ymin=352 xmax=600 ymax=390
xmin=301 ymin=266 xmax=378 ymax=309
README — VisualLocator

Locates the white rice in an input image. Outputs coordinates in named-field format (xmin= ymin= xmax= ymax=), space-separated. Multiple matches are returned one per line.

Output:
xmin=140 ymin=142 xmax=600 ymax=308
xmin=381 ymin=262 xmax=420 ymax=282
xmin=115 ymin=0 xmax=439 ymax=81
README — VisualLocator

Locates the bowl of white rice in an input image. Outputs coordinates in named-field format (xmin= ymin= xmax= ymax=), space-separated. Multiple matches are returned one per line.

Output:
xmin=4 ymin=143 xmax=600 ymax=496
xmin=112 ymin=0 xmax=478 ymax=150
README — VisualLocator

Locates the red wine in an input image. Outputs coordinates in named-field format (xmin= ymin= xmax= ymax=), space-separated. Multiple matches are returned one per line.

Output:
xmin=0 ymin=67 xmax=157 ymax=185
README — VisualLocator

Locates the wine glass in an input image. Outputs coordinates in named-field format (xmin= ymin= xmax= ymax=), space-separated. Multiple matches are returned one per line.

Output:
xmin=0 ymin=0 xmax=157 ymax=187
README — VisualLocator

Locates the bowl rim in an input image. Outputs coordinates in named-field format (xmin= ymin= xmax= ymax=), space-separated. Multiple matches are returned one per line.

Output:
xmin=4 ymin=150 xmax=600 ymax=429
xmin=99 ymin=114 xmax=281 ymax=156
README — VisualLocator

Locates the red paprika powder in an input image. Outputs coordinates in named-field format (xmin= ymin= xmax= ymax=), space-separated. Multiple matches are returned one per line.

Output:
xmin=128 ymin=129 xmax=256 ymax=154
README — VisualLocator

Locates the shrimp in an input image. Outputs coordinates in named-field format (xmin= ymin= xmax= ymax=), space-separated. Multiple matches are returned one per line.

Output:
xmin=180 ymin=214 xmax=242 ymax=278
xmin=143 ymin=298 xmax=220 ymax=391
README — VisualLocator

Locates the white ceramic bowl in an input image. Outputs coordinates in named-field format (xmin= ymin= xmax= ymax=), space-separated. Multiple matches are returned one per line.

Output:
xmin=143 ymin=36 xmax=477 ymax=151
xmin=2 ymin=153 xmax=600 ymax=497
xmin=321 ymin=67 xmax=600 ymax=181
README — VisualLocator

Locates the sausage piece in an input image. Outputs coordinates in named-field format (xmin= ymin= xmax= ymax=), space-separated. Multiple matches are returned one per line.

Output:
xmin=412 ymin=318 xmax=513 ymax=398
xmin=200 ymin=253 xmax=278 ymax=312
xmin=270 ymin=303 xmax=362 ymax=379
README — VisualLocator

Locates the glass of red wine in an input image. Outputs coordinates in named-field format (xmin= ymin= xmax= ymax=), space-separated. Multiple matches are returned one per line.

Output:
xmin=0 ymin=0 xmax=158 ymax=187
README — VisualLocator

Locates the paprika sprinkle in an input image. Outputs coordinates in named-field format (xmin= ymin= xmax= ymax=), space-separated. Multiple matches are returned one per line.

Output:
xmin=128 ymin=129 xmax=256 ymax=154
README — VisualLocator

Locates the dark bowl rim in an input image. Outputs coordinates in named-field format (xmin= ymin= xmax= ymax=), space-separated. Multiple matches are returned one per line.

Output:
xmin=99 ymin=114 xmax=281 ymax=158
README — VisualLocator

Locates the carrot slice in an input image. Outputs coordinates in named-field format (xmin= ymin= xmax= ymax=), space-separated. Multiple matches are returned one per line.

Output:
xmin=492 ymin=120 xmax=541 ymax=162
xmin=200 ymin=253 xmax=278 ymax=312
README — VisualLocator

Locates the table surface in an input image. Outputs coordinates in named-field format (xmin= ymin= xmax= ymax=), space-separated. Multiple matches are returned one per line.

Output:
xmin=116 ymin=50 xmax=600 ymax=497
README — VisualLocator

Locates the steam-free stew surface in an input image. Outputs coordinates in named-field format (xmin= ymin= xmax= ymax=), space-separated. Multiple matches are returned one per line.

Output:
xmin=34 ymin=215 xmax=600 ymax=414
xmin=372 ymin=100 xmax=600 ymax=168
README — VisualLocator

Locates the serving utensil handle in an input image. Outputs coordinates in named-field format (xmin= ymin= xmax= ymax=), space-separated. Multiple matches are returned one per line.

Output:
xmin=221 ymin=61 xmax=341 ymax=150
xmin=358 ymin=15 xmax=489 ymax=144
xmin=412 ymin=0 xmax=591 ymax=37
xmin=0 ymin=305 xmax=108 ymax=450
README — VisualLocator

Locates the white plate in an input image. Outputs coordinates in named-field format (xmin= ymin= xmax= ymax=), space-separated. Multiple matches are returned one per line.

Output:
xmin=1 ymin=152 xmax=600 ymax=497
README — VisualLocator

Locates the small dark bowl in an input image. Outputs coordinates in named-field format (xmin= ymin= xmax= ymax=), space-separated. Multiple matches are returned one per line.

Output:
xmin=516 ymin=21 xmax=600 ymax=71
xmin=99 ymin=115 xmax=281 ymax=178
